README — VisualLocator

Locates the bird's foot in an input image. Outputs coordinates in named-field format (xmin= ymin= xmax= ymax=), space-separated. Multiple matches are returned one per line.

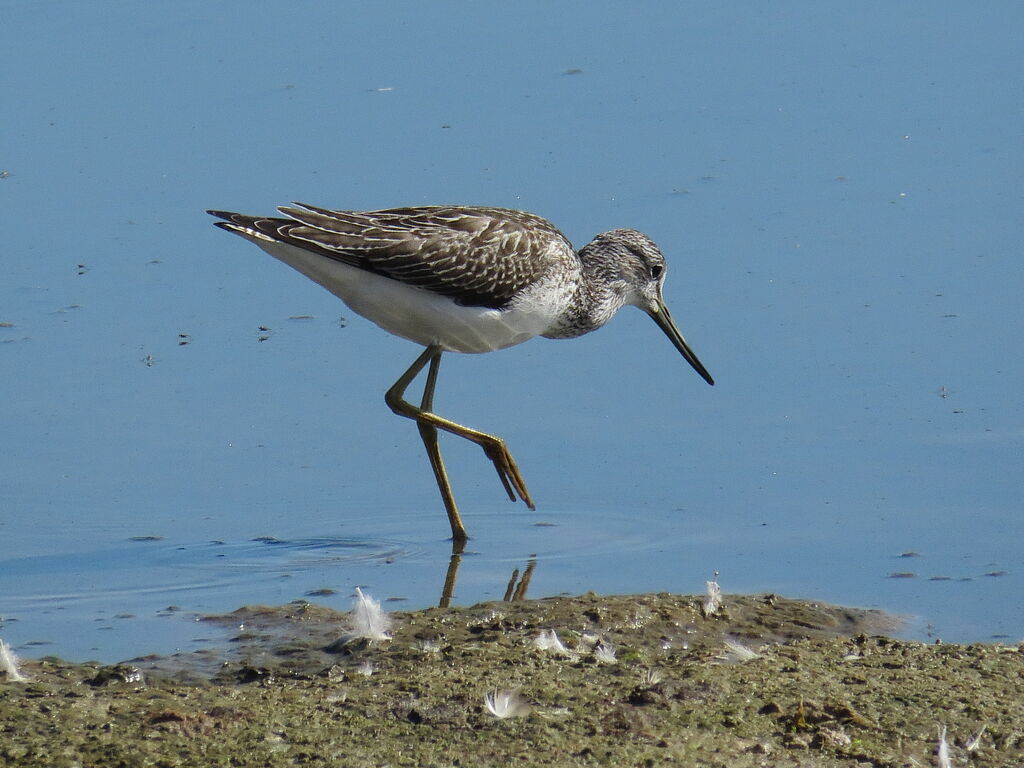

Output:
xmin=481 ymin=438 xmax=536 ymax=510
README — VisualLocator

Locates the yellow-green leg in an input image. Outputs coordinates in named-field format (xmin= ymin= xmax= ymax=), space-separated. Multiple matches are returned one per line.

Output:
xmin=385 ymin=345 xmax=535 ymax=542
xmin=416 ymin=351 xmax=466 ymax=543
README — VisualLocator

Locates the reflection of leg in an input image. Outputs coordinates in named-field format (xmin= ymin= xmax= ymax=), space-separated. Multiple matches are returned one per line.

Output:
xmin=439 ymin=539 xmax=464 ymax=608
xmin=502 ymin=568 xmax=521 ymax=601
xmin=504 ymin=559 xmax=537 ymax=601
xmin=512 ymin=559 xmax=537 ymax=601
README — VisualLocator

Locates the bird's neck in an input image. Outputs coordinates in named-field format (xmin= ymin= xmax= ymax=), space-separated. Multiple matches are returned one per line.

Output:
xmin=543 ymin=261 xmax=627 ymax=339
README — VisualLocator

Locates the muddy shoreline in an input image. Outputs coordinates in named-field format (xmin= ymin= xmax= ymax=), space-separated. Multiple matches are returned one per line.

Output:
xmin=2 ymin=592 xmax=1021 ymax=766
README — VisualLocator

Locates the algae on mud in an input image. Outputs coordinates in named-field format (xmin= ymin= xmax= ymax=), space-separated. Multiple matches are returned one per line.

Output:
xmin=1 ymin=592 xmax=1022 ymax=767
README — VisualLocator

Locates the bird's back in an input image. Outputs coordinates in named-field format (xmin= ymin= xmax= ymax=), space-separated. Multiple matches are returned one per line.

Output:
xmin=210 ymin=205 xmax=577 ymax=310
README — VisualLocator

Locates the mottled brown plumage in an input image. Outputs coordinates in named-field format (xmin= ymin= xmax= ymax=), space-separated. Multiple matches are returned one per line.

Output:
xmin=210 ymin=205 xmax=574 ymax=309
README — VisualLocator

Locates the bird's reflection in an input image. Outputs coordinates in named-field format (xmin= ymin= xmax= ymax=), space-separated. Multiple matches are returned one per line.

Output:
xmin=502 ymin=558 xmax=536 ymax=602
xmin=438 ymin=538 xmax=537 ymax=607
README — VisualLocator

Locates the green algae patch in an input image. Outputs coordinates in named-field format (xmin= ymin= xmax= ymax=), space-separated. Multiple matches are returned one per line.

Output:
xmin=2 ymin=592 xmax=1022 ymax=767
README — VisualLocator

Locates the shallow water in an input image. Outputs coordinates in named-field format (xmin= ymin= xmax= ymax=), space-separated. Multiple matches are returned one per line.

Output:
xmin=2 ymin=1 xmax=1022 ymax=661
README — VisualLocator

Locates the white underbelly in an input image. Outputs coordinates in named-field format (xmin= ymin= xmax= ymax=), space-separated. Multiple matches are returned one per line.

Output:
xmin=257 ymin=240 xmax=565 ymax=354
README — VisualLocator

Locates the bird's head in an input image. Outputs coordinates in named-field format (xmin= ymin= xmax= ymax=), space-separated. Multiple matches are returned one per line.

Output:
xmin=581 ymin=229 xmax=714 ymax=386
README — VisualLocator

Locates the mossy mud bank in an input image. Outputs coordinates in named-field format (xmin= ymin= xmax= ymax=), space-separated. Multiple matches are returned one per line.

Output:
xmin=2 ymin=592 xmax=1022 ymax=766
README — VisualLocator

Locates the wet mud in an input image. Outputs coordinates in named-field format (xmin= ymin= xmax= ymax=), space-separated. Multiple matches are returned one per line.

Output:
xmin=2 ymin=592 xmax=1021 ymax=766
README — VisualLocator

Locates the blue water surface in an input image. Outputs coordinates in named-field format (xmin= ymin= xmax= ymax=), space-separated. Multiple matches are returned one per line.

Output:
xmin=2 ymin=1 xmax=1022 ymax=661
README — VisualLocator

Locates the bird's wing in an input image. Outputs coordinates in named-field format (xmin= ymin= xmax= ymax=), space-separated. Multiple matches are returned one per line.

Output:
xmin=208 ymin=204 xmax=575 ymax=309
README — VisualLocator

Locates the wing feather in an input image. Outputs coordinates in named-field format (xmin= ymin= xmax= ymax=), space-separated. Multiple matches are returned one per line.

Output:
xmin=209 ymin=205 xmax=575 ymax=309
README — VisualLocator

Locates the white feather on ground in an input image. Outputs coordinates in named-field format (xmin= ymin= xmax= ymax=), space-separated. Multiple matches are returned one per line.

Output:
xmin=348 ymin=587 xmax=392 ymax=642
xmin=717 ymin=639 xmax=760 ymax=663
xmin=484 ymin=689 xmax=531 ymax=719
xmin=935 ymin=725 xmax=951 ymax=768
xmin=533 ymin=629 xmax=570 ymax=655
xmin=0 ymin=638 xmax=28 ymax=682
xmin=703 ymin=571 xmax=723 ymax=616
xmin=593 ymin=641 xmax=617 ymax=664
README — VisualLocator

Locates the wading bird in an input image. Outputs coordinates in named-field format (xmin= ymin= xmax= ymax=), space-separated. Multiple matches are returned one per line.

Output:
xmin=209 ymin=204 xmax=713 ymax=542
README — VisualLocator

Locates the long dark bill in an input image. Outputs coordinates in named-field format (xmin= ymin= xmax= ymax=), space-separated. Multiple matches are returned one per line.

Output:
xmin=649 ymin=300 xmax=715 ymax=386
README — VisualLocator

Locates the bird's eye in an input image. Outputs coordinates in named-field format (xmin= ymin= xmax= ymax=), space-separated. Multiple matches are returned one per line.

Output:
xmin=649 ymin=264 xmax=663 ymax=279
